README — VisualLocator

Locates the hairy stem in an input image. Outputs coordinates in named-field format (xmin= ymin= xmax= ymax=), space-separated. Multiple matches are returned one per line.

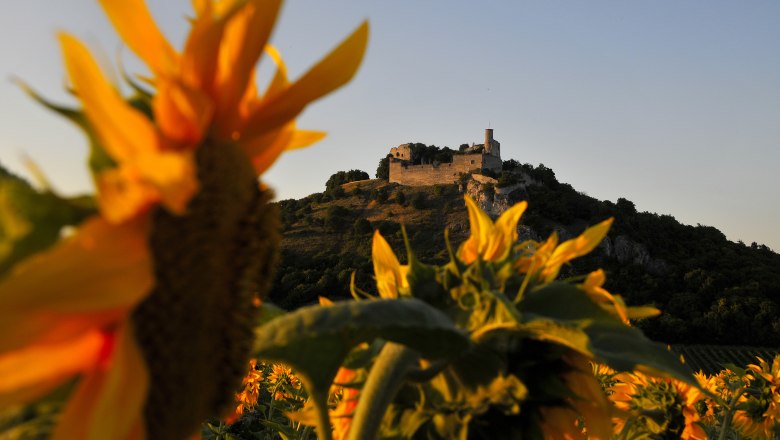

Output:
xmin=718 ymin=389 xmax=743 ymax=440
xmin=348 ymin=343 xmax=419 ymax=440
xmin=313 ymin=392 xmax=333 ymax=440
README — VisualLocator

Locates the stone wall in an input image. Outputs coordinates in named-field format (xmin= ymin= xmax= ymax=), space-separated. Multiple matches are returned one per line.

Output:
xmin=389 ymin=144 xmax=412 ymax=161
xmin=482 ymin=154 xmax=502 ymax=172
xmin=389 ymin=153 xmax=485 ymax=186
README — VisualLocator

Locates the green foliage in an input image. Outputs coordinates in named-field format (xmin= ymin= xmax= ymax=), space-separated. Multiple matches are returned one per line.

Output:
xmin=324 ymin=205 xmax=352 ymax=231
xmin=0 ymin=163 xmax=96 ymax=277
xmin=353 ymin=218 xmax=372 ymax=235
xmin=616 ymin=197 xmax=637 ymax=214
xmin=502 ymin=158 xmax=520 ymax=171
xmin=375 ymin=154 xmax=391 ymax=180
xmin=405 ymin=143 xmax=455 ymax=165
xmin=519 ymin=283 xmax=695 ymax=384
xmin=496 ymin=171 xmax=522 ymax=188
xmin=252 ymin=299 xmax=470 ymax=439
xmin=371 ymin=187 xmax=389 ymax=203
xmin=393 ymin=190 xmax=406 ymax=206
xmin=409 ymin=192 xmax=427 ymax=209
xmin=325 ymin=169 xmax=369 ymax=192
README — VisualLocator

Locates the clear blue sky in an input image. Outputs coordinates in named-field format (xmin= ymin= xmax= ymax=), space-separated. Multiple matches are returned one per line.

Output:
xmin=1 ymin=1 xmax=779 ymax=251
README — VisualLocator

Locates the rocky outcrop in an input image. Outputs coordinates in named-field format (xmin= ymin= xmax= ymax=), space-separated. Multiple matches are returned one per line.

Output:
xmin=463 ymin=175 xmax=529 ymax=218
xmin=600 ymin=235 xmax=669 ymax=275
xmin=465 ymin=177 xmax=669 ymax=275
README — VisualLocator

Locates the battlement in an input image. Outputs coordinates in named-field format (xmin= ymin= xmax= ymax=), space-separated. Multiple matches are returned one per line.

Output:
xmin=388 ymin=129 xmax=503 ymax=186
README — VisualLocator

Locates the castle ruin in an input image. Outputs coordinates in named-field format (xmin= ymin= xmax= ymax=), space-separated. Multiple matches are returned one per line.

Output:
xmin=389 ymin=129 xmax=503 ymax=186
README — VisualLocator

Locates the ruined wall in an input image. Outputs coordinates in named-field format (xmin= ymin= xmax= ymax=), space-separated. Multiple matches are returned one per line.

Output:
xmin=482 ymin=155 xmax=502 ymax=172
xmin=389 ymin=153 xmax=485 ymax=186
xmin=389 ymin=144 xmax=412 ymax=161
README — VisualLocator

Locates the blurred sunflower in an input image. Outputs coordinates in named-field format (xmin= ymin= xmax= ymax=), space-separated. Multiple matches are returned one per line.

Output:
xmin=235 ymin=360 xmax=264 ymax=415
xmin=267 ymin=363 xmax=302 ymax=401
xmin=610 ymin=371 xmax=707 ymax=439
xmin=0 ymin=0 xmax=367 ymax=438
xmin=732 ymin=356 xmax=780 ymax=439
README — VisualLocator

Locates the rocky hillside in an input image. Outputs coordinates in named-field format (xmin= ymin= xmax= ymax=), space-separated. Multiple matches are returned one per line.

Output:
xmin=270 ymin=163 xmax=780 ymax=347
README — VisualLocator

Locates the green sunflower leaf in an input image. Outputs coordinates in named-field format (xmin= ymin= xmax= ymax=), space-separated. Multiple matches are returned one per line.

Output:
xmin=0 ymin=164 xmax=96 ymax=277
xmin=252 ymin=298 xmax=470 ymax=440
xmin=519 ymin=282 xmax=697 ymax=386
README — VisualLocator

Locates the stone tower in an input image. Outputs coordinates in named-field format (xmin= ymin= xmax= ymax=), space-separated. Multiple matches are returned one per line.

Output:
xmin=484 ymin=128 xmax=500 ymax=158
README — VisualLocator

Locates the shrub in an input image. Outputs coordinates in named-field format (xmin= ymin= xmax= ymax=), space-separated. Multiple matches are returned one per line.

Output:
xmin=325 ymin=169 xmax=369 ymax=192
xmin=410 ymin=192 xmax=427 ymax=209
xmin=352 ymin=218 xmax=372 ymax=235
xmin=394 ymin=190 xmax=406 ymax=205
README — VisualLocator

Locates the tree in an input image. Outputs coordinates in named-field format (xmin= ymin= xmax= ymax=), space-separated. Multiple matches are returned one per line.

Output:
xmin=353 ymin=218 xmax=372 ymax=235
xmin=502 ymin=159 xmax=520 ymax=171
xmin=324 ymin=205 xmax=351 ymax=230
xmin=394 ymin=190 xmax=406 ymax=205
xmin=616 ymin=198 xmax=637 ymax=215
xmin=376 ymin=155 xmax=391 ymax=180
xmin=410 ymin=192 xmax=427 ymax=209
xmin=326 ymin=169 xmax=369 ymax=192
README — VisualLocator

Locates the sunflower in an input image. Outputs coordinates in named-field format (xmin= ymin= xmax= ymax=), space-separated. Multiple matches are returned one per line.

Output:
xmin=371 ymin=230 xmax=410 ymax=299
xmin=732 ymin=356 xmax=780 ymax=440
xmin=538 ymin=354 xmax=613 ymax=440
xmin=235 ymin=360 xmax=264 ymax=415
xmin=457 ymin=194 xmax=527 ymax=264
xmin=267 ymin=363 xmax=302 ymax=401
xmin=609 ymin=371 xmax=707 ymax=439
xmin=0 ymin=0 xmax=367 ymax=438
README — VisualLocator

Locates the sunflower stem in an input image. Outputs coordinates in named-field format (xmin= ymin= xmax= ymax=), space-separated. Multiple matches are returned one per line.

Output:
xmin=313 ymin=391 xmax=333 ymax=440
xmin=718 ymin=389 xmax=743 ymax=440
xmin=348 ymin=342 xmax=419 ymax=440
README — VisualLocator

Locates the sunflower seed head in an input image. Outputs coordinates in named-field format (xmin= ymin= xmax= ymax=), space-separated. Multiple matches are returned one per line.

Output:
xmin=133 ymin=140 xmax=280 ymax=439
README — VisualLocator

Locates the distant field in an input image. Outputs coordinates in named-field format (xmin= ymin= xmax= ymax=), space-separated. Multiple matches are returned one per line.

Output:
xmin=671 ymin=345 xmax=780 ymax=374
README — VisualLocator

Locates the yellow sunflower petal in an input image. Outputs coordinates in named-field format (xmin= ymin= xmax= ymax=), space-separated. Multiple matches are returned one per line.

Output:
xmin=0 ymin=310 xmax=123 ymax=355
xmin=372 ymin=230 xmax=404 ymax=299
xmin=95 ymin=167 xmax=159 ymax=224
xmin=59 ymin=33 xmax=158 ymax=163
xmin=215 ymin=0 xmax=283 ymax=135
xmin=241 ymin=21 xmax=369 ymax=140
xmin=262 ymin=44 xmax=290 ymax=101
xmin=52 ymin=323 xmax=148 ymax=440
xmin=542 ymin=218 xmax=613 ymax=281
xmin=287 ymin=130 xmax=327 ymax=151
xmin=241 ymin=124 xmax=293 ymax=175
xmin=240 ymin=121 xmax=325 ymax=175
xmin=458 ymin=195 xmax=494 ymax=263
xmin=98 ymin=0 xmax=178 ymax=75
xmin=0 ymin=216 xmax=151 ymax=313
xmin=488 ymin=200 xmax=527 ymax=260
xmin=0 ymin=329 xmax=104 ymax=409
xmin=133 ymin=150 xmax=198 ymax=216
xmin=153 ymin=78 xmax=213 ymax=148
xmin=181 ymin=1 xmax=222 ymax=91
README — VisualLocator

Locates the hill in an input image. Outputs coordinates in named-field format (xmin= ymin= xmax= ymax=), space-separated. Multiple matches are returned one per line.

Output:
xmin=270 ymin=163 xmax=780 ymax=348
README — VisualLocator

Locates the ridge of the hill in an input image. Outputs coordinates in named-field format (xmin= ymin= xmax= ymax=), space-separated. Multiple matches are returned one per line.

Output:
xmin=271 ymin=163 xmax=780 ymax=347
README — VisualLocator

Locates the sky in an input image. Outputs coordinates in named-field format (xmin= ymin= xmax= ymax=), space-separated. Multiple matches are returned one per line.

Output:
xmin=1 ymin=1 xmax=778 ymax=251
